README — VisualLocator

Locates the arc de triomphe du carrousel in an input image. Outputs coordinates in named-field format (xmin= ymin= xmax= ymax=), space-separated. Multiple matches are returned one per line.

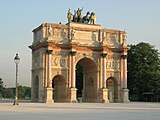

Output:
xmin=29 ymin=8 xmax=130 ymax=103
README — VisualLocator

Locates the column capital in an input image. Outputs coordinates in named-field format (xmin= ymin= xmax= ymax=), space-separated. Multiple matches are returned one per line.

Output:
xmin=121 ymin=55 xmax=127 ymax=59
xmin=70 ymin=51 xmax=76 ymax=56
xmin=46 ymin=50 xmax=53 ymax=54
xmin=101 ymin=53 xmax=107 ymax=58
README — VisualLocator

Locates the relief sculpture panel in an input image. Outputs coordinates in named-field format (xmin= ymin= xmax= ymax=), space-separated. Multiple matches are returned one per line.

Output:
xmin=51 ymin=51 xmax=68 ymax=68
xmin=33 ymin=52 xmax=40 ymax=68
xmin=106 ymin=54 xmax=120 ymax=70
xmin=51 ymin=56 xmax=67 ymax=68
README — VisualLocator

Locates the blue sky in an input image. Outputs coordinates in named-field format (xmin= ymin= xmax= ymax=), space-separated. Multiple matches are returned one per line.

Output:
xmin=0 ymin=0 xmax=160 ymax=87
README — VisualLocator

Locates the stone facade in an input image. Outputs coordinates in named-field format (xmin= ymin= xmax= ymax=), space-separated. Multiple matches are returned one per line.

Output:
xmin=29 ymin=22 xmax=130 ymax=103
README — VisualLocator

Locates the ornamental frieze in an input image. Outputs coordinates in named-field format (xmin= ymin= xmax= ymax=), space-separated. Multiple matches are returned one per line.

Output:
xmin=107 ymin=54 xmax=120 ymax=60
xmin=52 ymin=51 xmax=68 ymax=57
xmin=43 ymin=24 xmax=68 ymax=40
xmin=75 ymin=52 xmax=94 ymax=63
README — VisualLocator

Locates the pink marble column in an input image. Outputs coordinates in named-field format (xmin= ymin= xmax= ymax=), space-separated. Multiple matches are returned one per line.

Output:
xmin=122 ymin=55 xmax=127 ymax=89
xmin=44 ymin=49 xmax=54 ymax=103
xmin=70 ymin=51 xmax=76 ymax=88
xmin=46 ymin=50 xmax=53 ymax=88
xmin=44 ymin=52 xmax=47 ymax=87
xmin=99 ymin=57 xmax=102 ymax=88
xmin=100 ymin=53 xmax=109 ymax=103
xmin=68 ymin=54 xmax=72 ymax=88
xmin=121 ymin=54 xmax=130 ymax=103
xmin=69 ymin=50 xmax=77 ymax=102
xmin=101 ymin=53 xmax=107 ymax=88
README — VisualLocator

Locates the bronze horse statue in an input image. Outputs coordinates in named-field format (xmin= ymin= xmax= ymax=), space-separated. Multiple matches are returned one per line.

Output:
xmin=90 ymin=12 xmax=96 ymax=24
xmin=67 ymin=8 xmax=96 ymax=24
xmin=82 ymin=11 xmax=90 ymax=24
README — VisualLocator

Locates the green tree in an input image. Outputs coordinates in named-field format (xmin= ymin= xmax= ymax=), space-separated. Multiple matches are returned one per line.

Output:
xmin=3 ymin=88 xmax=14 ymax=98
xmin=0 ymin=78 xmax=3 ymax=88
xmin=0 ymin=78 xmax=4 ymax=97
xmin=18 ymin=85 xmax=31 ymax=99
xmin=18 ymin=85 xmax=25 ymax=98
xmin=127 ymin=42 xmax=160 ymax=101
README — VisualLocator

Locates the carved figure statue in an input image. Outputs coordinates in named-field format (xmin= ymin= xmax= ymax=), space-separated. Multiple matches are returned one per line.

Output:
xmin=48 ymin=25 xmax=53 ymax=37
xmin=90 ymin=12 xmax=96 ymax=24
xmin=73 ymin=10 xmax=78 ymax=22
xmin=67 ymin=9 xmax=72 ymax=23
xmin=71 ymin=28 xmax=75 ymax=40
xmin=77 ymin=7 xmax=83 ymax=22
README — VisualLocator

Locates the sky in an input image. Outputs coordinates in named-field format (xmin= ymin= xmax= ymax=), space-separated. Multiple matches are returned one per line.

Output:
xmin=0 ymin=0 xmax=160 ymax=87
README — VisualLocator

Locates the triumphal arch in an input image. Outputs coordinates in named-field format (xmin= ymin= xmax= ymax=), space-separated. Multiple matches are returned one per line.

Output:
xmin=29 ymin=9 xmax=130 ymax=103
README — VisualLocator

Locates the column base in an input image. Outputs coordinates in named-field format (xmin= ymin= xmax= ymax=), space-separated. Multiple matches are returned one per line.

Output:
xmin=123 ymin=88 xmax=130 ymax=103
xmin=69 ymin=87 xmax=77 ymax=103
xmin=101 ymin=88 xmax=109 ymax=103
xmin=44 ymin=87 xmax=54 ymax=103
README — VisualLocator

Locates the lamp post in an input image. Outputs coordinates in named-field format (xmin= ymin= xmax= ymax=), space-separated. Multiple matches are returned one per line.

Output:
xmin=13 ymin=53 xmax=20 ymax=105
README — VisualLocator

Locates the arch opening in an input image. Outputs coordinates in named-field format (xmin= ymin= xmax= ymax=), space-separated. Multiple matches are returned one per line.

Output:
xmin=76 ymin=57 xmax=97 ymax=102
xmin=52 ymin=75 xmax=66 ymax=102
xmin=106 ymin=77 xmax=118 ymax=102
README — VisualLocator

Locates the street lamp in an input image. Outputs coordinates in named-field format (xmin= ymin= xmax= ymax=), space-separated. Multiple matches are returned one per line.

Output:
xmin=13 ymin=53 xmax=20 ymax=105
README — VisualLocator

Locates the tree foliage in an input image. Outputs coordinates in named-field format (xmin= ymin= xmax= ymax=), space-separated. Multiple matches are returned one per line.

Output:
xmin=127 ymin=42 xmax=160 ymax=101
xmin=0 ymin=78 xmax=31 ymax=99
xmin=0 ymin=78 xmax=4 ymax=88
xmin=2 ymin=88 xmax=14 ymax=98
xmin=0 ymin=83 xmax=31 ymax=99
xmin=0 ymin=78 xmax=3 ymax=97
xmin=18 ymin=85 xmax=31 ymax=99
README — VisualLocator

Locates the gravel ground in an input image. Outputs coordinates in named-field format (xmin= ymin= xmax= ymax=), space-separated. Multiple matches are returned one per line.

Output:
xmin=0 ymin=102 xmax=160 ymax=120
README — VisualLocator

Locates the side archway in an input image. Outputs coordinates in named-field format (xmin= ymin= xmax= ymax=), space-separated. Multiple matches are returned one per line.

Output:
xmin=52 ymin=75 xmax=66 ymax=102
xmin=106 ymin=77 xmax=118 ymax=102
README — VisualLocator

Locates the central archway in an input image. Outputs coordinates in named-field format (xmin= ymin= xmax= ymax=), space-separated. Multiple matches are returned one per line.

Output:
xmin=76 ymin=57 xmax=97 ymax=102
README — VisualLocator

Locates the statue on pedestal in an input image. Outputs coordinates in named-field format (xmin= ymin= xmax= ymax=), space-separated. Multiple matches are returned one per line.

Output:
xmin=73 ymin=10 xmax=78 ymax=22
xmin=77 ymin=7 xmax=83 ymax=23
xmin=48 ymin=25 xmax=53 ymax=38
xmin=67 ymin=8 xmax=96 ymax=24
xmin=67 ymin=9 xmax=73 ymax=23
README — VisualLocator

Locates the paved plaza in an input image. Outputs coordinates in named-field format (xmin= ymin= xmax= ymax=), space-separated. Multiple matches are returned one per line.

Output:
xmin=0 ymin=102 xmax=160 ymax=120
